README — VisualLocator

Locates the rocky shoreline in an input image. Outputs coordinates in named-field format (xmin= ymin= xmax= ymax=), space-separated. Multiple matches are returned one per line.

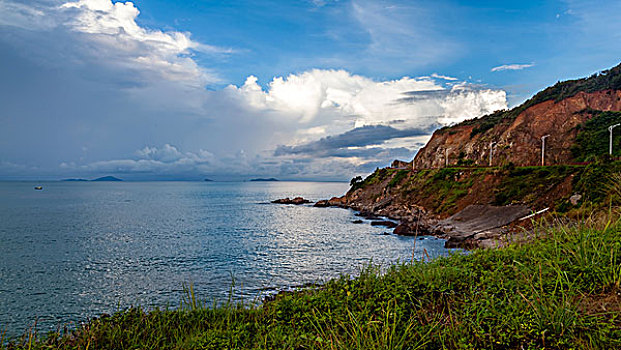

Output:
xmin=272 ymin=195 xmax=541 ymax=249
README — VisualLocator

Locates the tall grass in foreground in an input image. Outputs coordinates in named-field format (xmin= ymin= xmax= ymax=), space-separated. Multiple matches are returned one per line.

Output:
xmin=3 ymin=213 xmax=620 ymax=349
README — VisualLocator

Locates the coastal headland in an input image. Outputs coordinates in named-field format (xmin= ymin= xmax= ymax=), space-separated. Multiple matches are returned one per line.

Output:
xmin=304 ymin=63 xmax=621 ymax=249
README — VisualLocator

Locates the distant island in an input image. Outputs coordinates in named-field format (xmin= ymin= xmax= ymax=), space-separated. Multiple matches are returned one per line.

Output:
xmin=204 ymin=178 xmax=214 ymax=182
xmin=61 ymin=176 xmax=123 ymax=182
xmin=249 ymin=178 xmax=279 ymax=182
xmin=91 ymin=176 xmax=123 ymax=182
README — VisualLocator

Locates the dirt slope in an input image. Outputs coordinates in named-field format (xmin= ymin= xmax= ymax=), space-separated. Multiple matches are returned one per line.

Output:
xmin=413 ymin=90 xmax=621 ymax=169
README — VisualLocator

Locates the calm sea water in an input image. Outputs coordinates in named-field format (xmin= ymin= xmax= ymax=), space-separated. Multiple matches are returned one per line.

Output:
xmin=0 ymin=181 xmax=456 ymax=337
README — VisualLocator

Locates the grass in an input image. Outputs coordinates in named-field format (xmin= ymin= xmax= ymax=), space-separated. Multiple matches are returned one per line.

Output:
xmin=3 ymin=210 xmax=620 ymax=349
xmin=492 ymin=165 xmax=579 ymax=206
xmin=400 ymin=167 xmax=481 ymax=214
xmin=387 ymin=170 xmax=409 ymax=188
xmin=487 ymin=162 xmax=621 ymax=211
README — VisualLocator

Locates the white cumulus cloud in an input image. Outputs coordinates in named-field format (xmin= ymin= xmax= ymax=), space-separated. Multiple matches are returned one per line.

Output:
xmin=229 ymin=69 xmax=442 ymax=124
xmin=0 ymin=0 xmax=229 ymax=86
xmin=226 ymin=69 xmax=506 ymax=133
xmin=59 ymin=0 xmax=230 ymax=85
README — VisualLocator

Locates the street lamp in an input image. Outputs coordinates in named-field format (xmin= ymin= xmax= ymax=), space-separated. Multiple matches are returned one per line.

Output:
xmin=488 ymin=141 xmax=496 ymax=167
xmin=609 ymin=123 xmax=620 ymax=155
xmin=541 ymin=135 xmax=550 ymax=166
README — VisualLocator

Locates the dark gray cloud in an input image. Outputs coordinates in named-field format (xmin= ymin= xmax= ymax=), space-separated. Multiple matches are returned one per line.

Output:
xmin=396 ymin=86 xmax=490 ymax=103
xmin=397 ymin=89 xmax=450 ymax=102
xmin=321 ymin=146 xmax=413 ymax=159
xmin=274 ymin=125 xmax=431 ymax=157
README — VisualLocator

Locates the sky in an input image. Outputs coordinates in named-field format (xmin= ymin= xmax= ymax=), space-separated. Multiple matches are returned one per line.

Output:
xmin=0 ymin=0 xmax=619 ymax=181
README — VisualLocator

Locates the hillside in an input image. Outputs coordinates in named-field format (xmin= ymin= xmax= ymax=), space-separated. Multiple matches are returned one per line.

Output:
xmin=332 ymin=63 xmax=621 ymax=248
xmin=413 ymin=63 xmax=621 ymax=169
xmin=341 ymin=162 xmax=620 ymax=248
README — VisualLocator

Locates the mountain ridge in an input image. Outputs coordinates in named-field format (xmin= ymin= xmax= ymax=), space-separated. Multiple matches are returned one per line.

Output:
xmin=412 ymin=62 xmax=621 ymax=169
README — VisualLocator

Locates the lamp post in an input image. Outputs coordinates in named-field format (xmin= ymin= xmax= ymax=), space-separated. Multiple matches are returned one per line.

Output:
xmin=609 ymin=123 xmax=620 ymax=155
xmin=541 ymin=135 xmax=550 ymax=166
xmin=488 ymin=141 xmax=496 ymax=167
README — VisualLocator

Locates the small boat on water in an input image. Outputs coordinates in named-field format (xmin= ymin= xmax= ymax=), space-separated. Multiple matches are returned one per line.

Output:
xmin=34 ymin=186 xmax=43 ymax=190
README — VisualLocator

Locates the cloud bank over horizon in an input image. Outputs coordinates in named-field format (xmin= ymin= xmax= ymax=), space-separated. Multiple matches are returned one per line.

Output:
xmin=0 ymin=0 xmax=510 ymax=180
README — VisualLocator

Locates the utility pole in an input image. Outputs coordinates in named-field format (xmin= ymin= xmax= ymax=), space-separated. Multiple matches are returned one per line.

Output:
xmin=541 ymin=135 xmax=550 ymax=166
xmin=488 ymin=141 xmax=496 ymax=167
xmin=609 ymin=123 xmax=620 ymax=155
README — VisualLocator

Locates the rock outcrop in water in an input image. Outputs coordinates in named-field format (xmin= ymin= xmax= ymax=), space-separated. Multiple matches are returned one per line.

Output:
xmin=313 ymin=197 xmax=347 ymax=207
xmin=272 ymin=197 xmax=311 ymax=205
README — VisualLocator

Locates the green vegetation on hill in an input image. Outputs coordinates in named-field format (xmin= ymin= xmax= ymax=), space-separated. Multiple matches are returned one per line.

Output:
xmin=528 ymin=63 xmax=621 ymax=106
xmin=492 ymin=165 xmax=578 ymax=206
xmin=5 ymin=215 xmax=620 ymax=349
xmin=446 ymin=62 xmax=621 ymax=138
xmin=467 ymin=109 xmax=518 ymax=137
xmin=350 ymin=162 xmax=620 ymax=216
xmin=572 ymin=110 xmax=621 ymax=161
xmin=387 ymin=169 xmax=409 ymax=188
xmin=492 ymin=162 xmax=621 ymax=208
xmin=349 ymin=167 xmax=399 ymax=192
xmin=401 ymin=167 xmax=480 ymax=213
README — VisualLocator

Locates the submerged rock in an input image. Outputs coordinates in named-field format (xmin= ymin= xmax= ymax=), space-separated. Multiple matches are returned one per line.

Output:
xmin=370 ymin=220 xmax=398 ymax=228
xmin=356 ymin=211 xmax=380 ymax=220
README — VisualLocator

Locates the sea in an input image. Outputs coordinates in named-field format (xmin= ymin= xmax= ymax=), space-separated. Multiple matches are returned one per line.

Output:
xmin=0 ymin=181 xmax=458 ymax=338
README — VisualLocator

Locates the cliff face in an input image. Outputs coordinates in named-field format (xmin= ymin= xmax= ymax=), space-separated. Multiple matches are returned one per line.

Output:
xmin=413 ymin=90 xmax=621 ymax=169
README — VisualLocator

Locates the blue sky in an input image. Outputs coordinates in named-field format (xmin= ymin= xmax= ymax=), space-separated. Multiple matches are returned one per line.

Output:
xmin=0 ymin=0 xmax=619 ymax=180
xmin=131 ymin=0 xmax=619 ymax=102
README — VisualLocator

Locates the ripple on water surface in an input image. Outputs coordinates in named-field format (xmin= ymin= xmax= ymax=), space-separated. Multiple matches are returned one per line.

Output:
xmin=0 ymin=181 xmax=459 ymax=337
